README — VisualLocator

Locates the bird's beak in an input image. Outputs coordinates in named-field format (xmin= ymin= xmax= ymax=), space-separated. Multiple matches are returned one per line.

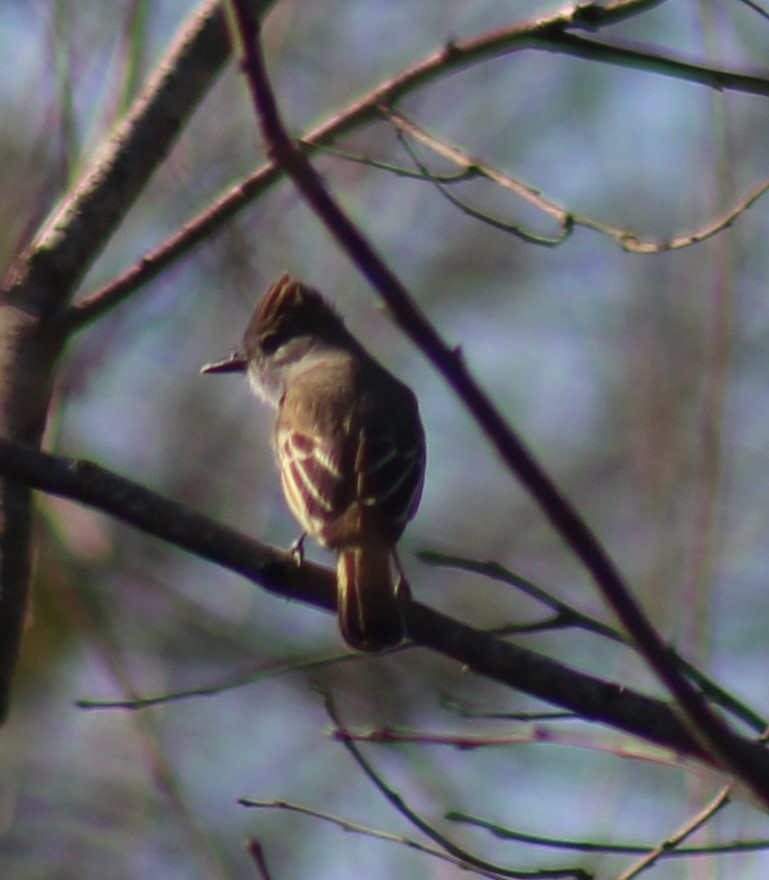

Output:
xmin=200 ymin=352 xmax=248 ymax=374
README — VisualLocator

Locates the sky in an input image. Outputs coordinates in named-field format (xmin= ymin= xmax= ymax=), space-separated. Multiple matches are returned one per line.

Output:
xmin=3 ymin=2 xmax=769 ymax=878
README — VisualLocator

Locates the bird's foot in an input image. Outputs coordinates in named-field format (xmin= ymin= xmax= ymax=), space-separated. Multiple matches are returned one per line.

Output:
xmin=288 ymin=533 xmax=307 ymax=566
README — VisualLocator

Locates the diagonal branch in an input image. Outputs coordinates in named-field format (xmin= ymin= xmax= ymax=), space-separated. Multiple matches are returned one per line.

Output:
xmin=616 ymin=785 xmax=731 ymax=880
xmin=324 ymin=692 xmax=589 ymax=880
xmin=0 ymin=0 xmax=275 ymax=722
xmin=227 ymin=2 xmax=769 ymax=807
xmin=239 ymin=799 xmax=508 ymax=880
xmin=535 ymin=29 xmax=769 ymax=96
xmin=56 ymin=0 xmax=769 ymax=333
xmin=386 ymin=108 xmax=769 ymax=254
xmin=420 ymin=551 xmax=768 ymax=734
xmin=5 ymin=0 xmax=260 ymax=314
xmin=3 ymin=436 xmax=769 ymax=771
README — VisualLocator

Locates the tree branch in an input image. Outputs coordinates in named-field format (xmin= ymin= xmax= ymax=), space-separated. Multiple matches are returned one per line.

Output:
xmin=385 ymin=107 xmax=769 ymax=254
xmin=324 ymin=692 xmax=589 ymax=879
xmin=0 ymin=0 xmax=275 ymax=721
xmin=55 ymin=0 xmax=769 ymax=333
xmin=5 ymin=0 xmax=255 ymax=313
xmin=5 ymin=435 xmax=769 ymax=771
xmin=226 ymin=0 xmax=769 ymax=808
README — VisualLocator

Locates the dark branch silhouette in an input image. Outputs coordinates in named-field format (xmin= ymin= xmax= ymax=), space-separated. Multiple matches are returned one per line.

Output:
xmin=226 ymin=0 xmax=769 ymax=806
xmin=5 ymin=435 xmax=769 ymax=770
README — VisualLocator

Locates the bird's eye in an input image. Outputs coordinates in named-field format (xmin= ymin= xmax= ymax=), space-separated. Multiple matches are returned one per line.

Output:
xmin=260 ymin=330 xmax=287 ymax=355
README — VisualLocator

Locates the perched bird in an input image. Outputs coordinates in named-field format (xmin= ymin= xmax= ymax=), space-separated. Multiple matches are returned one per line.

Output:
xmin=202 ymin=274 xmax=425 ymax=650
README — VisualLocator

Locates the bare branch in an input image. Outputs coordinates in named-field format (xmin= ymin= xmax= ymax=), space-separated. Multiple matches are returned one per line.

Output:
xmin=0 ymin=437 xmax=334 ymax=610
xmin=5 ymin=0 xmax=257 ymax=312
xmin=386 ymin=108 xmax=769 ymax=253
xmin=0 ymin=435 xmax=743 ymax=766
xmin=0 ymin=0 xmax=277 ymax=720
xmin=77 ymin=649 xmax=357 ymax=711
xmin=535 ymin=30 xmax=769 ymax=97
xmin=449 ymin=799 xmax=769 ymax=859
xmin=239 ymin=799 xmax=515 ymax=880
xmin=617 ymin=786 xmax=732 ymax=879
xmin=324 ymin=692 xmax=590 ymax=880
xmin=55 ymin=0 xmax=769 ymax=332
xmin=330 ymin=726 xmax=691 ymax=767
xmin=738 ymin=0 xmax=769 ymax=22
xmin=228 ymin=0 xmax=769 ymax=807
xmin=420 ymin=552 xmax=769 ymax=735
xmin=393 ymin=124 xmax=570 ymax=247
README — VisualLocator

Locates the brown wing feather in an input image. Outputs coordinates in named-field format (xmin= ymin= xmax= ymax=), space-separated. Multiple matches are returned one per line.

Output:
xmin=354 ymin=421 xmax=425 ymax=533
xmin=274 ymin=353 xmax=425 ymax=548
xmin=275 ymin=427 xmax=350 ymax=545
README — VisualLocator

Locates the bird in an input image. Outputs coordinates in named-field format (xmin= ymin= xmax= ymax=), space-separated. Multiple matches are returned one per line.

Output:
xmin=202 ymin=273 xmax=425 ymax=651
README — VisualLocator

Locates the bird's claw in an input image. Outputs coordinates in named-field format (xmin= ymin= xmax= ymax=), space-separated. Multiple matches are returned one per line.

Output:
xmin=289 ymin=533 xmax=307 ymax=566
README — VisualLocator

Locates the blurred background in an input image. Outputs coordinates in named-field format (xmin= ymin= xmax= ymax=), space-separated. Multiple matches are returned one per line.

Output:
xmin=2 ymin=0 xmax=769 ymax=877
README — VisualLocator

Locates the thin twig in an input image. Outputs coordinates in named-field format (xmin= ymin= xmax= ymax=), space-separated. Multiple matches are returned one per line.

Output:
xmin=76 ymin=648 xmax=357 ymax=710
xmin=738 ymin=0 xmax=769 ymax=22
xmin=246 ymin=839 xmax=274 ymax=880
xmin=395 ymin=127 xmax=569 ymax=247
xmin=322 ymin=692 xmax=590 ymax=880
xmin=533 ymin=28 xmax=769 ymax=96
xmin=312 ymin=143 xmax=479 ymax=184
xmin=330 ymin=726 xmax=687 ymax=767
xmin=388 ymin=108 xmax=569 ymax=232
xmin=449 ymin=801 xmax=769 ymax=860
xmin=56 ymin=0 xmax=769 ymax=332
xmin=239 ymin=799 xmax=516 ymax=880
xmin=419 ymin=551 xmax=769 ymax=734
xmin=616 ymin=785 xmax=732 ymax=880
xmin=449 ymin=813 xmax=667 ymax=855
xmin=386 ymin=108 xmax=769 ymax=254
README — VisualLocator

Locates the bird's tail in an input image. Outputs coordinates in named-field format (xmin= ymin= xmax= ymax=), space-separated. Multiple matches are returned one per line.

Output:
xmin=336 ymin=544 xmax=405 ymax=651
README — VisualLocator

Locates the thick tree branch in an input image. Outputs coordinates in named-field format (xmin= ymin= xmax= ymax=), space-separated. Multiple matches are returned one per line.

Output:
xmin=5 ymin=436 xmax=769 ymax=773
xmin=0 ymin=439 xmax=333 ymax=611
xmin=5 ymin=0 xmax=252 ymax=314
xmin=0 ymin=0 xmax=274 ymax=722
